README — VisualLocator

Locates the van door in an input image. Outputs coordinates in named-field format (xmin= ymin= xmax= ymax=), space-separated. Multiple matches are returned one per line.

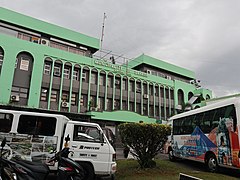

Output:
xmin=69 ymin=124 xmax=111 ymax=173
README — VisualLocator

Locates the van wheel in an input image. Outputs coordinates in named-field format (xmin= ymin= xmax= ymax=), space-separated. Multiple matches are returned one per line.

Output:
xmin=80 ymin=162 xmax=95 ymax=180
xmin=169 ymin=149 xmax=176 ymax=162
xmin=206 ymin=154 xmax=218 ymax=172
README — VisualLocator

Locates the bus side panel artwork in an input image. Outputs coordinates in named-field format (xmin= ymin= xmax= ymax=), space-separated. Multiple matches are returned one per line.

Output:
xmin=0 ymin=132 xmax=57 ymax=165
xmin=173 ymin=126 xmax=217 ymax=160
xmin=173 ymin=117 xmax=240 ymax=168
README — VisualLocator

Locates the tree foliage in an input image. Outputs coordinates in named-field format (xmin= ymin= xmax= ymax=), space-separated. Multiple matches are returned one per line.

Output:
xmin=119 ymin=123 xmax=171 ymax=169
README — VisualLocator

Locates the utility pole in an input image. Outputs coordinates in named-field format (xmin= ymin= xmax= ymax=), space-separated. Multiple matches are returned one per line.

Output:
xmin=100 ymin=12 xmax=107 ymax=59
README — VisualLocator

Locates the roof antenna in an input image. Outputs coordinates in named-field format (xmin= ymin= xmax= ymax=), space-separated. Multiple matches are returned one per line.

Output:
xmin=100 ymin=12 xmax=107 ymax=59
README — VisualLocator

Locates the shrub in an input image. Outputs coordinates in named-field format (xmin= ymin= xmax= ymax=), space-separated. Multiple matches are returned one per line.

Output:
xmin=119 ymin=122 xmax=170 ymax=169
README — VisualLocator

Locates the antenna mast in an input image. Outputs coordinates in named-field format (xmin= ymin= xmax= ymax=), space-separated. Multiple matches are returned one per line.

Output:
xmin=100 ymin=13 xmax=107 ymax=59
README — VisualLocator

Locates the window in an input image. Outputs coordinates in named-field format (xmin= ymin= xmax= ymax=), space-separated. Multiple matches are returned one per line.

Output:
xmin=155 ymin=106 xmax=159 ymax=117
xmin=149 ymin=85 xmax=154 ymax=95
xmin=91 ymin=73 xmax=97 ymax=84
xmin=0 ymin=26 xmax=18 ymax=37
xmin=136 ymin=83 xmax=141 ymax=93
xmin=130 ymin=81 xmax=134 ymax=92
xmin=114 ymin=100 xmax=120 ymax=110
xmin=90 ymin=96 xmax=97 ymax=108
xmin=155 ymin=86 xmax=159 ymax=96
xmin=107 ymin=76 xmax=113 ymax=88
xmin=107 ymin=99 xmax=112 ymax=111
xmin=98 ymin=97 xmax=104 ymax=110
xmin=80 ymin=95 xmax=87 ymax=108
xmin=62 ymin=91 xmax=69 ymax=102
xmin=73 ymin=69 xmax=79 ymax=81
xmin=129 ymin=102 xmax=134 ymax=112
xmin=122 ymin=100 xmax=127 ymax=110
xmin=149 ymin=105 xmax=154 ymax=117
xmin=54 ymin=65 xmax=61 ymax=76
xmin=63 ymin=67 xmax=71 ymax=79
xmin=136 ymin=103 xmax=141 ymax=114
xmin=40 ymin=88 xmax=48 ymax=101
xmin=17 ymin=115 xmax=56 ymax=136
xmin=0 ymin=113 xmax=13 ymax=133
xmin=99 ymin=74 xmax=105 ymax=86
xmin=172 ymin=105 xmax=237 ymax=135
xmin=73 ymin=125 xmax=102 ymax=143
xmin=51 ymin=90 xmax=58 ymax=102
xmin=122 ymin=79 xmax=127 ymax=90
xmin=15 ymin=58 xmax=18 ymax=69
xmin=11 ymin=86 xmax=28 ymax=99
xmin=44 ymin=62 xmax=51 ymax=75
xmin=143 ymin=104 xmax=148 ymax=115
xmin=71 ymin=93 xmax=77 ymax=105
xmin=115 ymin=79 xmax=120 ymax=89
xmin=143 ymin=84 xmax=147 ymax=94
xmin=0 ymin=51 xmax=3 ymax=66
xmin=82 ymin=72 xmax=87 ymax=82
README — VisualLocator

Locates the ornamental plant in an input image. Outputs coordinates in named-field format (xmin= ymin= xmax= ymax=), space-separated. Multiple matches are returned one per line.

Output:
xmin=118 ymin=122 xmax=171 ymax=169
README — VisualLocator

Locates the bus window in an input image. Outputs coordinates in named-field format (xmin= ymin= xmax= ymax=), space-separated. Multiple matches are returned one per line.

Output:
xmin=17 ymin=115 xmax=56 ymax=136
xmin=185 ymin=116 xmax=194 ymax=133
xmin=202 ymin=110 xmax=215 ymax=133
xmin=225 ymin=105 xmax=237 ymax=131
xmin=0 ymin=113 xmax=13 ymax=132
xmin=173 ymin=118 xmax=182 ymax=135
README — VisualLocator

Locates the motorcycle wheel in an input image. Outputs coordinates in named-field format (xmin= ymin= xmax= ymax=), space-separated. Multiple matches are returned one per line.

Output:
xmin=78 ymin=162 xmax=95 ymax=180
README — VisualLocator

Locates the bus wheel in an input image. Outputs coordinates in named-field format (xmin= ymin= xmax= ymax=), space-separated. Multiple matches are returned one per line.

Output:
xmin=169 ymin=149 xmax=176 ymax=162
xmin=206 ymin=154 xmax=218 ymax=172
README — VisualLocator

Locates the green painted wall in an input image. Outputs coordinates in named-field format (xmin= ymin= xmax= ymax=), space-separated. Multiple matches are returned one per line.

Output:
xmin=0 ymin=33 xmax=96 ymax=106
xmin=0 ymin=7 xmax=100 ymax=50
xmin=0 ymin=7 xmax=213 ymax=123
xmin=128 ymin=54 xmax=195 ymax=79
xmin=87 ymin=110 xmax=156 ymax=124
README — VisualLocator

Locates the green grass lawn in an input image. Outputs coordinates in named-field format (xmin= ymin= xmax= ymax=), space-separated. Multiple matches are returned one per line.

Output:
xmin=115 ymin=158 xmax=240 ymax=180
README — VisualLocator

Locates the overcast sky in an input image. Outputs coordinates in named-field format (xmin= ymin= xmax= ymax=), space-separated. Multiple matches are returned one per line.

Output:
xmin=1 ymin=0 xmax=240 ymax=98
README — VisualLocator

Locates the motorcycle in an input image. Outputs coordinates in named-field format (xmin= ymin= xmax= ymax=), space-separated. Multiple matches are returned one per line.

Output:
xmin=0 ymin=135 xmax=84 ymax=180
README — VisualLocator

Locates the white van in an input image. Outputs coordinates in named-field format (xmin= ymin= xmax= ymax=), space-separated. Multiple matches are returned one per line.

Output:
xmin=0 ymin=109 xmax=116 ymax=179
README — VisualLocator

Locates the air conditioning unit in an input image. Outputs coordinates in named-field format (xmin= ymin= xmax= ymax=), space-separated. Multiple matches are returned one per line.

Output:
xmin=40 ymin=39 xmax=50 ymax=46
xmin=10 ymin=95 xmax=20 ymax=102
xmin=143 ymin=94 xmax=149 ymax=99
xmin=61 ymin=102 xmax=70 ymax=108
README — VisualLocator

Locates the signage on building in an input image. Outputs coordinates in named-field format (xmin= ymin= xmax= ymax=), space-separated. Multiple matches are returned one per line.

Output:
xmin=133 ymin=70 xmax=147 ymax=77
xmin=20 ymin=59 xmax=29 ymax=71
xmin=94 ymin=60 xmax=122 ymax=71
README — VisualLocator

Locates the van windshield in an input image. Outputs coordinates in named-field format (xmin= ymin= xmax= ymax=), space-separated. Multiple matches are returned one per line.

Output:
xmin=17 ymin=115 xmax=56 ymax=136
xmin=0 ymin=113 xmax=13 ymax=133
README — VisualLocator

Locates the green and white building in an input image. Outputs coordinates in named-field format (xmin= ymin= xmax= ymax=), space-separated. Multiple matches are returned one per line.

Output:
xmin=0 ymin=7 xmax=212 ymax=133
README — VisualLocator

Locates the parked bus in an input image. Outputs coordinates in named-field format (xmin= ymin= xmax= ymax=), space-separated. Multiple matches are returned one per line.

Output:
xmin=167 ymin=97 xmax=240 ymax=172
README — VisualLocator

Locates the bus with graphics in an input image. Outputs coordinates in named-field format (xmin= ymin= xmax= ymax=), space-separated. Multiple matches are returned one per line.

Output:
xmin=167 ymin=97 xmax=240 ymax=172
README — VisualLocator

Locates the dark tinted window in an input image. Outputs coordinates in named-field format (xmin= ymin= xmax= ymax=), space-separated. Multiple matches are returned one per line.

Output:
xmin=0 ymin=113 xmax=13 ymax=132
xmin=18 ymin=115 xmax=56 ymax=136
xmin=172 ymin=105 xmax=237 ymax=135
xmin=73 ymin=125 xmax=101 ymax=143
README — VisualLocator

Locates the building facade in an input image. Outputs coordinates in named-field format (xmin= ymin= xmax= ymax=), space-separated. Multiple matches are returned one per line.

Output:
xmin=0 ymin=8 xmax=212 ymax=133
